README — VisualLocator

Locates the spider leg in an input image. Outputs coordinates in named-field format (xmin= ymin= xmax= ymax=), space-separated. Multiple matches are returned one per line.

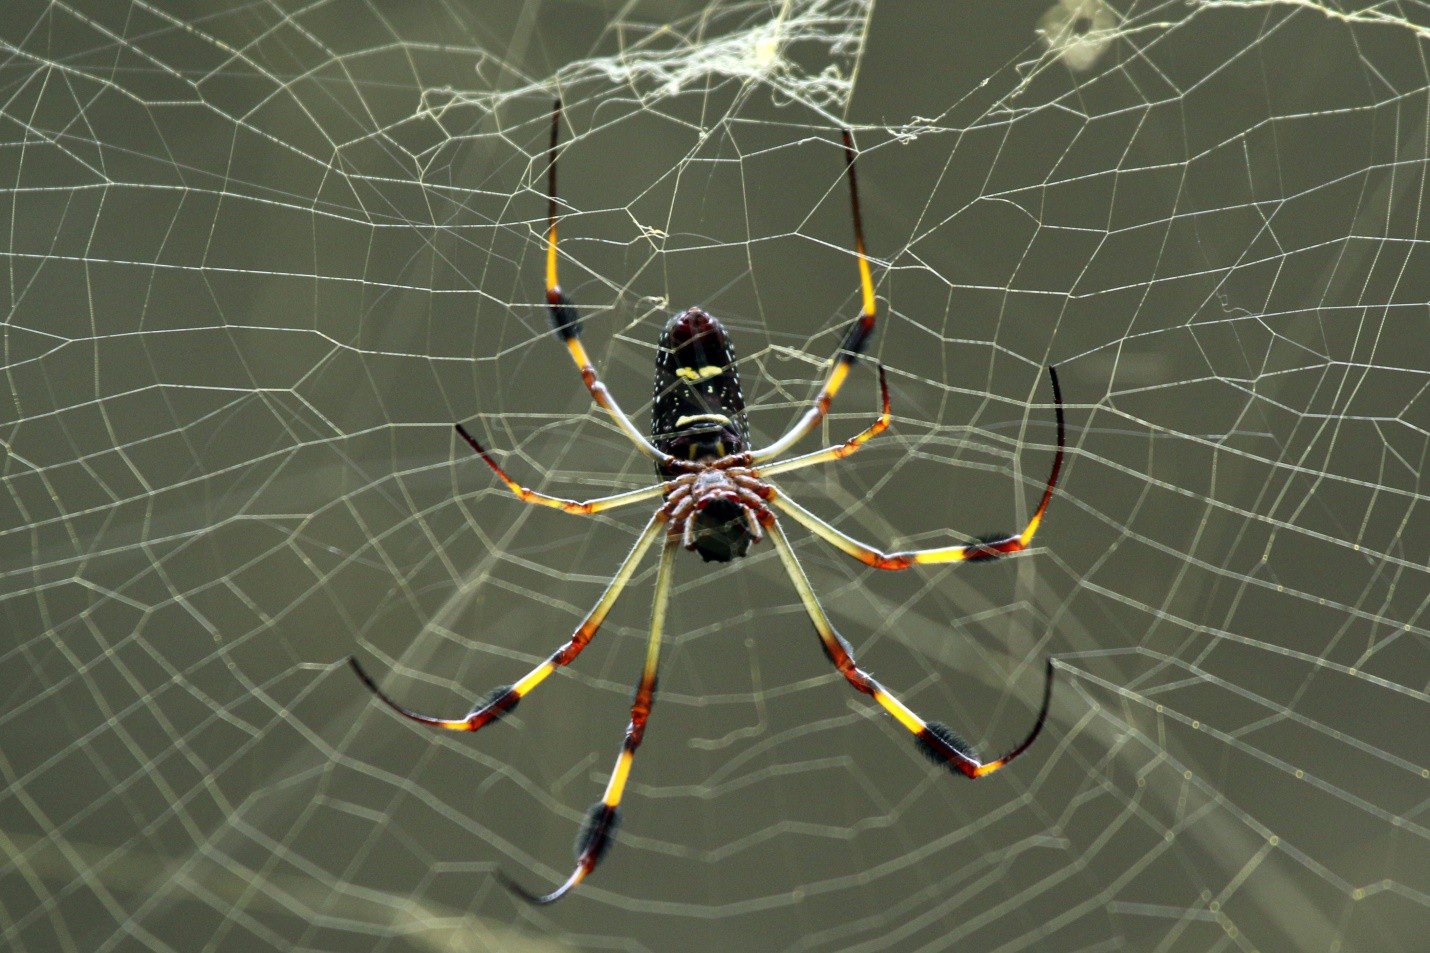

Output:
xmin=501 ymin=532 xmax=680 ymax=904
xmin=455 ymin=424 xmax=669 ymax=514
xmin=542 ymin=99 xmax=675 ymax=467
xmin=766 ymin=519 xmax=1054 ymax=778
xmin=754 ymin=362 xmax=890 ymax=478
xmin=350 ymin=511 xmax=669 ymax=731
xmin=750 ymin=129 xmax=878 ymax=464
xmin=770 ymin=366 xmax=1064 ymax=567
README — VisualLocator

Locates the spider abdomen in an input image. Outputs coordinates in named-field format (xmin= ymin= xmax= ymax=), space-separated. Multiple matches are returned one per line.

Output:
xmin=652 ymin=308 xmax=750 ymax=476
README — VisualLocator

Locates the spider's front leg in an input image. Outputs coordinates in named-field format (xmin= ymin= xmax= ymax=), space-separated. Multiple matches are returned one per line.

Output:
xmin=542 ymin=98 xmax=674 ymax=467
xmin=750 ymin=129 xmax=879 ymax=464
xmin=454 ymin=423 xmax=669 ymax=515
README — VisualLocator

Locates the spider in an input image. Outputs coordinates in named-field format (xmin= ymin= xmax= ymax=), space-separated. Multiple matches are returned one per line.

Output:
xmin=350 ymin=100 xmax=1066 ymax=905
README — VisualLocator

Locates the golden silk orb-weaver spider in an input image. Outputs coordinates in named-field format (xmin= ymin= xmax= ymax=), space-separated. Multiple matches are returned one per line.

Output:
xmin=350 ymin=100 xmax=1066 ymax=904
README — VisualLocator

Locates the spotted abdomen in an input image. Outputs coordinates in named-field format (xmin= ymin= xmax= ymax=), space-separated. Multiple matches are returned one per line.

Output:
xmin=652 ymin=307 xmax=750 ymax=476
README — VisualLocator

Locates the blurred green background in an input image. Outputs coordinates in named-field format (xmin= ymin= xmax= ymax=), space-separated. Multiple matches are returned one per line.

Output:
xmin=2 ymin=2 xmax=1426 ymax=951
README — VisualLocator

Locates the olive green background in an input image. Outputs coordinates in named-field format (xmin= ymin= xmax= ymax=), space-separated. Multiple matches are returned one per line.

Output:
xmin=2 ymin=2 xmax=1425 ymax=951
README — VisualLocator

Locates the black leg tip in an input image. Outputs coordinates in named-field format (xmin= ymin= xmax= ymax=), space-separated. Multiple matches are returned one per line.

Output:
xmin=496 ymin=868 xmax=554 ymax=905
xmin=348 ymin=655 xmax=378 ymax=690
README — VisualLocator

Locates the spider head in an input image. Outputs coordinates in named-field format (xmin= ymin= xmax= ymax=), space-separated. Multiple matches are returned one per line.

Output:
xmin=688 ymin=494 xmax=754 ymax=563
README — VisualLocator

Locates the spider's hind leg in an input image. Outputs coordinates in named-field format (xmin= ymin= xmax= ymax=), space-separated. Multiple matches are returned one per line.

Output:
xmin=351 ymin=512 xmax=669 ymax=733
xmin=766 ymin=518 xmax=1055 ymax=779
xmin=500 ymin=534 xmax=680 ymax=904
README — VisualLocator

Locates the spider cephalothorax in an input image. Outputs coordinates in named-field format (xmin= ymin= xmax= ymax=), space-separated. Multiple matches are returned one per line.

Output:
xmin=351 ymin=100 xmax=1067 ymax=905
xmin=661 ymin=451 xmax=771 ymax=562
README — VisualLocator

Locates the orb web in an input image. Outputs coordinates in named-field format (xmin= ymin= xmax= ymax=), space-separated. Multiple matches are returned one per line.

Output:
xmin=1 ymin=2 xmax=1426 ymax=951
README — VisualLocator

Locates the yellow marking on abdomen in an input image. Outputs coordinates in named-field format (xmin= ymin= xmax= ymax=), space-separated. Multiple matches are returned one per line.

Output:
xmin=674 ymin=413 xmax=731 ymax=429
xmin=676 ymin=365 xmax=725 ymax=382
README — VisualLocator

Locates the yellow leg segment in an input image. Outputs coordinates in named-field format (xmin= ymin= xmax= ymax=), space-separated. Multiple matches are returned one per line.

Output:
xmin=756 ymin=363 xmax=891 ymax=478
xmin=456 ymin=424 xmax=667 ymax=515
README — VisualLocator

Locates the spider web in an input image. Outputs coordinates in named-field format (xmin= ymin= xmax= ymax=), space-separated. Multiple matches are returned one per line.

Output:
xmin=2 ymin=1 xmax=1427 ymax=951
